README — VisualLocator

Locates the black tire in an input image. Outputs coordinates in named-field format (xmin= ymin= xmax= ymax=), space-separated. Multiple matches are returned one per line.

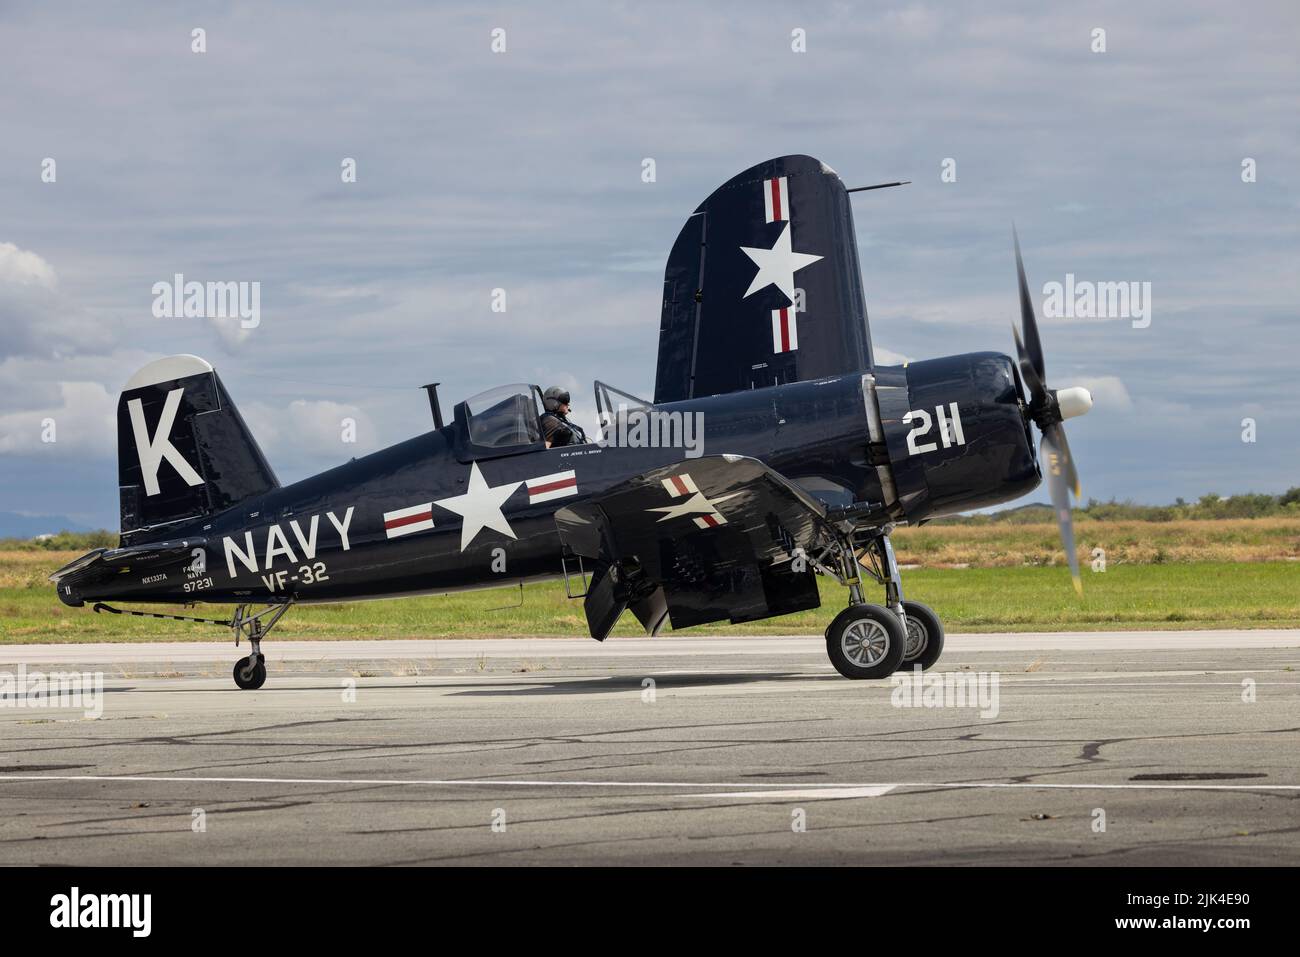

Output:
xmin=900 ymin=600 xmax=945 ymax=671
xmin=233 ymin=655 xmax=267 ymax=690
xmin=825 ymin=603 xmax=906 ymax=679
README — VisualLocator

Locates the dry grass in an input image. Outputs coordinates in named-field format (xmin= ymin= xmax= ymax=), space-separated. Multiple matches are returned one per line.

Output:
xmin=0 ymin=551 xmax=74 ymax=590
xmin=890 ymin=518 xmax=1300 ymax=568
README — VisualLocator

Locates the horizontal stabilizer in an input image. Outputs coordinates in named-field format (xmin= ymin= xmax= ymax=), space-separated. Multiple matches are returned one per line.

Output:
xmin=49 ymin=537 xmax=209 ymax=606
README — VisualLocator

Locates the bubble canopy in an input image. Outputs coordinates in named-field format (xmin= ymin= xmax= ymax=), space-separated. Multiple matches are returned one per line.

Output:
xmin=459 ymin=383 xmax=544 ymax=450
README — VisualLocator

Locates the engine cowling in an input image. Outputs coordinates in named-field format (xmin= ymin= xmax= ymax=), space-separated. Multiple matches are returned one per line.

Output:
xmin=870 ymin=352 xmax=1040 ymax=522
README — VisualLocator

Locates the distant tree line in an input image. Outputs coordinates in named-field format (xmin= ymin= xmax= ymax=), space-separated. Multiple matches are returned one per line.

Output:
xmin=937 ymin=488 xmax=1300 ymax=524
xmin=1 ymin=529 xmax=119 ymax=551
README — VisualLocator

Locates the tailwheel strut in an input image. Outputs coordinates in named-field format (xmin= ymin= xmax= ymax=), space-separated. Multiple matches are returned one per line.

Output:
xmin=230 ymin=602 xmax=293 ymax=690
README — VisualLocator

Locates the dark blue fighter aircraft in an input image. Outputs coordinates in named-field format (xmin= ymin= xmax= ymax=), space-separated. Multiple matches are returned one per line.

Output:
xmin=51 ymin=155 xmax=1092 ymax=688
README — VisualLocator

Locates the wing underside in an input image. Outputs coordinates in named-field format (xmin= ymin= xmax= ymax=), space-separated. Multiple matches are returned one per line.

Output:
xmin=555 ymin=455 xmax=840 ymax=640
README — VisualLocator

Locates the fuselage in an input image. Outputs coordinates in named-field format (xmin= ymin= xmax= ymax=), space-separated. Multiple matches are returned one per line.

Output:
xmin=58 ymin=352 xmax=1042 ymax=610
xmin=66 ymin=373 xmax=882 ymax=607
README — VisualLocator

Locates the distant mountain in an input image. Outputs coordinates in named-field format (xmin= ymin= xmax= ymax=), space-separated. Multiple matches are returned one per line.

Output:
xmin=0 ymin=512 xmax=95 ymax=538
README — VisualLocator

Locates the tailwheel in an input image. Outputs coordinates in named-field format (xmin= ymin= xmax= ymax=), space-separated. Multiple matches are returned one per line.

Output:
xmin=233 ymin=654 xmax=267 ymax=690
xmin=825 ymin=603 xmax=906 ymax=679
xmin=900 ymin=600 xmax=945 ymax=671
xmin=228 ymin=601 xmax=291 ymax=689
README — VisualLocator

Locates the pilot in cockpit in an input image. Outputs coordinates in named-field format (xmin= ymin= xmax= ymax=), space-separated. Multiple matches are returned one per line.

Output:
xmin=540 ymin=387 xmax=588 ymax=448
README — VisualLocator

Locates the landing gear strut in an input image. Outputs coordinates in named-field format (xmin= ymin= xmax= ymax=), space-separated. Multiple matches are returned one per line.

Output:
xmin=854 ymin=528 xmax=945 ymax=671
xmin=808 ymin=525 xmax=947 ymax=679
xmin=807 ymin=532 xmax=906 ymax=679
xmin=230 ymin=602 xmax=292 ymax=690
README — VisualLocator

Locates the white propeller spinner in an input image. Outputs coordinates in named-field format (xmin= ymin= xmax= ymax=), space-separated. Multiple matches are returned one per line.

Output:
xmin=1056 ymin=387 xmax=1093 ymax=420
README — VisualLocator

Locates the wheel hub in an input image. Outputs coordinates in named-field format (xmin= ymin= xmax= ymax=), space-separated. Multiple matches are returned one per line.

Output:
xmin=904 ymin=616 xmax=928 ymax=659
xmin=841 ymin=618 xmax=889 ymax=666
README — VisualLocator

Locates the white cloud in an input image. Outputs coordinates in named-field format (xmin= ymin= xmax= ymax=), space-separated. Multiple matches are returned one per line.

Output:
xmin=240 ymin=399 xmax=380 ymax=465
xmin=0 ymin=381 xmax=115 ymax=456
xmin=872 ymin=346 xmax=912 ymax=366
xmin=0 ymin=241 xmax=122 ymax=360
xmin=0 ymin=242 xmax=58 ymax=288
xmin=1073 ymin=375 xmax=1132 ymax=413
xmin=209 ymin=315 xmax=255 ymax=351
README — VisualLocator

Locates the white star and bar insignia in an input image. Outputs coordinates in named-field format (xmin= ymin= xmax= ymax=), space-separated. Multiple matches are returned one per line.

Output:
xmin=739 ymin=222 xmax=822 ymax=302
xmin=647 ymin=473 xmax=736 ymax=529
xmin=431 ymin=464 xmax=583 ymax=552
xmin=740 ymin=178 xmax=820 ymax=355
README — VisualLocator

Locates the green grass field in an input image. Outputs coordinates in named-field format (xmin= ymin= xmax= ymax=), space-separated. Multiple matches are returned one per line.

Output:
xmin=2 ymin=556 xmax=1296 ymax=642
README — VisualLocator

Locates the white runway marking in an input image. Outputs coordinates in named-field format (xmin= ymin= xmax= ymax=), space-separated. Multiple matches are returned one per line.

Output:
xmin=1 ymin=773 xmax=1297 ymax=793
xmin=696 ymin=786 xmax=897 ymax=800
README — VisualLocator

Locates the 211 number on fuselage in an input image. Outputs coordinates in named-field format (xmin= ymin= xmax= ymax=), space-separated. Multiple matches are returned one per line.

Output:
xmin=904 ymin=402 xmax=966 ymax=456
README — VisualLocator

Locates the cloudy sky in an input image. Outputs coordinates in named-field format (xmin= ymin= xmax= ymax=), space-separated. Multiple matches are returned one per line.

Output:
xmin=1 ymin=1 xmax=1296 ymax=529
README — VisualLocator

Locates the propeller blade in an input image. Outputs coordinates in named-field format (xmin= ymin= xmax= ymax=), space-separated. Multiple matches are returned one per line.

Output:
xmin=1011 ymin=321 xmax=1045 ymax=402
xmin=1041 ymin=425 xmax=1082 ymax=596
xmin=1050 ymin=419 xmax=1082 ymax=500
xmin=1013 ymin=226 xmax=1047 ymax=393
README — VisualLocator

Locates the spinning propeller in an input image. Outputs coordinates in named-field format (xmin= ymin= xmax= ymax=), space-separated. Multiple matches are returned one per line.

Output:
xmin=1011 ymin=227 xmax=1093 ymax=595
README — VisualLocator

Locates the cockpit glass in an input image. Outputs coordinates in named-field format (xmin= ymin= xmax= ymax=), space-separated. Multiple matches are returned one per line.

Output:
xmin=463 ymin=384 xmax=542 ymax=449
xmin=593 ymin=380 xmax=653 ymax=444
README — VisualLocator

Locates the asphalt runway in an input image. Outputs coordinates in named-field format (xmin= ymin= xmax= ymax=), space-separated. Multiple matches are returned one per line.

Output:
xmin=1 ymin=631 xmax=1298 ymax=866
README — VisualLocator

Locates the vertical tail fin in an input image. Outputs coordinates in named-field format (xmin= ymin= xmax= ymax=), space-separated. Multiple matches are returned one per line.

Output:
xmin=654 ymin=155 xmax=875 ymax=402
xmin=117 ymin=355 xmax=278 ymax=541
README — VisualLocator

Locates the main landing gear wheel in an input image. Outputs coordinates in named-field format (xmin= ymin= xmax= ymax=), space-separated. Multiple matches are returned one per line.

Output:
xmin=900 ymin=600 xmax=945 ymax=671
xmin=233 ymin=654 xmax=267 ymax=690
xmin=825 ymin=603 xmax=906 ymax=680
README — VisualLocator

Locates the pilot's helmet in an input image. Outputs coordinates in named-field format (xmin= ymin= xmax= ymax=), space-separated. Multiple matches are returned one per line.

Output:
xmin=543 ymin=387 xmax=570 ymax=413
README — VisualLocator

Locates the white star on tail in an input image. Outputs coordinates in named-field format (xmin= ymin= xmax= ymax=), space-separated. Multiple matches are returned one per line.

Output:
xmin=739 ymin=222 xmax=823 ymax=300
xmin=434 ymin=462 xmax=522 ymax=551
